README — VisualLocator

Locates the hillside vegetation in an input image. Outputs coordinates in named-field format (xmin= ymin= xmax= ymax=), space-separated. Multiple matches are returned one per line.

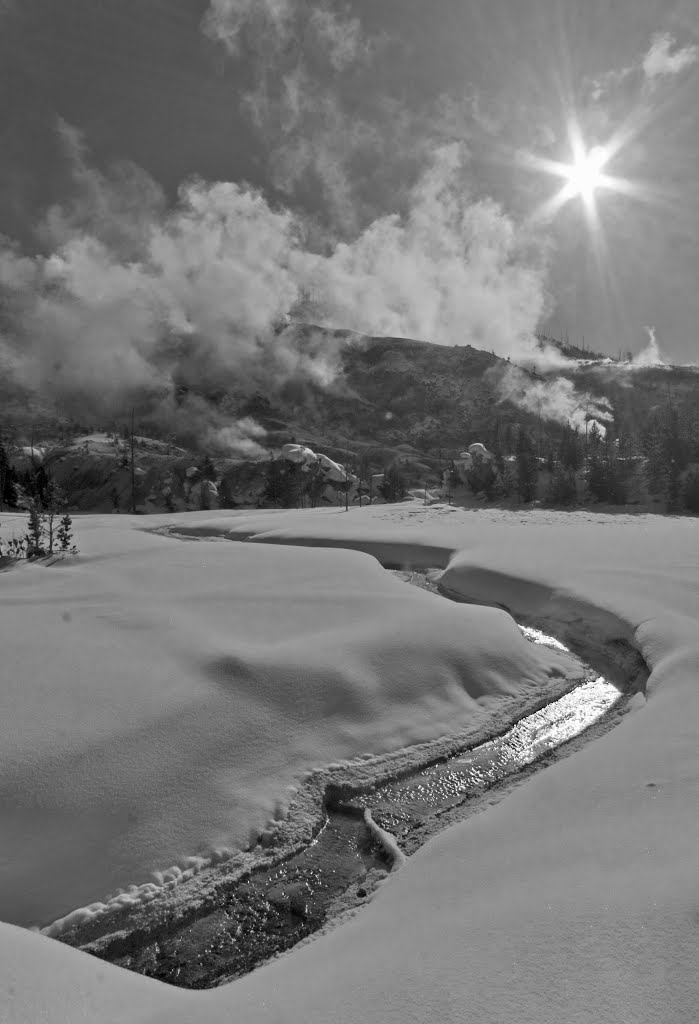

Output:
xmin=1 ymin=326 xmax=698 ymax=514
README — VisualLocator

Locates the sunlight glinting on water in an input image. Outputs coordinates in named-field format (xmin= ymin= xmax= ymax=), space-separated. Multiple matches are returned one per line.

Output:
xmin=360 ymin=605 xmax=621 ymax=815
xmin=364 ymin=673 xmax=619 ymax=814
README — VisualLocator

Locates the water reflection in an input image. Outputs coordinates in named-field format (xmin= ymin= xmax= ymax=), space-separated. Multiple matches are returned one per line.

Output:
xmin=99 ymin=569 xmax=624 ymax=988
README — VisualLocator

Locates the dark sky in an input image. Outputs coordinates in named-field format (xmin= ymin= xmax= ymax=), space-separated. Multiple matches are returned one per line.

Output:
xmin=1 ymin=0 xmax=698 ymax=362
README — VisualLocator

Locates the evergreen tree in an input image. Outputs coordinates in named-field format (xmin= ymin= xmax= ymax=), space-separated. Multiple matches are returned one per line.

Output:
xmin=378 ymin=464 xmax=408 ymax=503
xmin=559 ymin=423 xmax=582 ymax=472
xmin=34 ymin=465 xmax=49 ymax=506
xmin=0 ymin=444 xmax=18 ymax=510
xmin=43 ymin=479 xmax=67 ymax=554
xmin=683 ymin=470 xmax=699 ymax=514
xmin=200 ymin=455 xmax=217 ymax=481
xmin=217 ymin=476 xmax=236 ymax=510
xmin=586 ymin=435 xmax=630 ymax=504
xmin=307 ymin=465 xmax=326 ymax=508
xmin=262 ymin=459 xmax=303 ymax=507
xmin=26 ymin=501 xmax=46 ymax=557
xmin=57 ymin=512 xmax=77 ymax=552
xmin=515 ymin=428 xmax=537 ymax=502
xmin=661 ymin=407 xmax=686 ymax=511
xmin=641 ymin=412 xmax=667 ymax=496
xmin=545 ymin=466 xmax=577 ymax=505
xmin=587 ymin=420 xmax=602 ymax=461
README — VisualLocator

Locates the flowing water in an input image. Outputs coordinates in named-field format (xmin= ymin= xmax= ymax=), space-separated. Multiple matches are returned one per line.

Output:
xmin=95 ymin=570 xmax=625 ymax=989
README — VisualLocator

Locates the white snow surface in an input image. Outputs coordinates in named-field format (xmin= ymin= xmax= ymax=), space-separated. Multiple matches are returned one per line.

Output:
xmin=1 ymin=504 xmax=698 ymax=1024
xmin=0 ymin=510 xmax=572 ymax=932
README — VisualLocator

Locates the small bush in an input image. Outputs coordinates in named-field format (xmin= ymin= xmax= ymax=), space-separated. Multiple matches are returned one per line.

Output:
xmin=0 ymin=533 xmax=27 ymax=562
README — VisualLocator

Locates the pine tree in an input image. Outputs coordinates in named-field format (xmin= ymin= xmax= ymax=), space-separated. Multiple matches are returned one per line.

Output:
xmin=200 ymin=455 xmax=216 ymax=481
xmin=43 ymin=479 xmax=67 ymax=554
xmin=559 ymin=423 xmax=582 ymax=472
xmin=0 ymin=443 xmax=18 ymax=510
xmin=683 ymin=470 xmax=699 ymax=514
xmin=262 ymin=459 xmax=303 ymax=508
xmin=26 ymin=501 xmax=46 ymax=557
xmin=57 ymin=512 xmax=76 ymax=552
xmin=661 ymin=407 xmax=686 ymax=512
xmin=545 ymin=466 xmax=577 ymax=505
xmin=641 ymin=412 xmax=666 ymax=496
xmin=515 ymin=428 xmax=537 ymax=503
xmin=34 ymin=465 xmax=49 ymax=506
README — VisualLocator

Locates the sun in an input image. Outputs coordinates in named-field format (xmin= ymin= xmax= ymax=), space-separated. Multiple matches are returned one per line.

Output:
xmin=523 ymin=113 xmax=652 ymax=230
xmin=562 ymin=145 xmax=609 ymax=201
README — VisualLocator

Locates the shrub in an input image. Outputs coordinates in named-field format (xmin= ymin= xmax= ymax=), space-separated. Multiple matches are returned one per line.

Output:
xmin=0 ymin=533 xmax=27 ymax=562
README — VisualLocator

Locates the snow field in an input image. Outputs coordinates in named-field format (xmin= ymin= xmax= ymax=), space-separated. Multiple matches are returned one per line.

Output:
xmin=1 ymin=505 xmax=698 ymax=1023
xmin=0 ymin=511 xmax=577 ymax=933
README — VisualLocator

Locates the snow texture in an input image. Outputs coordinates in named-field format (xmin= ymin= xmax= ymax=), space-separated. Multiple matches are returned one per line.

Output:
xmin=1 ymin=505 xmax=698 ymax=1024
xmin=362 ymin=808 xmax=407 ymax=870
xmin=0 ymin=510 xmax=571 ymax=933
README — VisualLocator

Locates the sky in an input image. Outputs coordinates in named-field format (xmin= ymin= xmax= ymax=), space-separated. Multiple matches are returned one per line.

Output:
xmin=0 ymin=0 xmax=698 ymax=388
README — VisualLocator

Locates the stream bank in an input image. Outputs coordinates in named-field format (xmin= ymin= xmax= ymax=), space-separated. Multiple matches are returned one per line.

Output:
xmin=54 ymin=564 xmax=644 ymax=989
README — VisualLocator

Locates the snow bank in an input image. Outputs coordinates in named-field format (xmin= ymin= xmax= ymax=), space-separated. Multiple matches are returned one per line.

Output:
xmin=0 ymin=511 xmax=571 ymax=932
xmin=362 ymin=808 xmax=406 ymax=870
xmin=2 ymin=506 xmax=698 ymax=1024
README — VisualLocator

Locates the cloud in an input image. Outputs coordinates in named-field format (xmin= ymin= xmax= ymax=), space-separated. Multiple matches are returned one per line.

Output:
xmin=587 ymin=30 xmax=699 ymax=105
xmin=0 ymin=129 xmax=553 ymax=445
xmin=642 ymin=32 xmax=699 ymax=81
xmin=202 ymin=0 xmax=372 ymax=71
xmin=587 ymin=64 xmax=636 ymax=104
xmin=494 ymin=365 xmax=613 ymax=434
xmin=0 ymin=127 xmax=309 ymax=441
xmin=201 ymin=0 xmax=295 ymax=57
xmin=203 ymin=1 xmax=389 ymax=232
xmin=308 ymin=6 xmax=369 ymax=72
xmin=300 ymin=143 xmax=549 ymax=352
xmin=40 ymin=119 xmax=166 ymax=257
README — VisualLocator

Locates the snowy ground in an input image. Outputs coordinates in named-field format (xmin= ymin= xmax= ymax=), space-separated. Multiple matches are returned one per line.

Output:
xmin=2 ymin=504 xmax=698 ymax=1023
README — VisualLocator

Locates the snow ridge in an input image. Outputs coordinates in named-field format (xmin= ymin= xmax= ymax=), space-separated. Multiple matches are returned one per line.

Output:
xmin=362 ymin=808 xmax=407 ymax=870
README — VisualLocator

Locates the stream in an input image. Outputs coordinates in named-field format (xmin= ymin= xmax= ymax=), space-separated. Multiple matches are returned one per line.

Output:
xmin=90 ymin=567 xmax=627 ymax=990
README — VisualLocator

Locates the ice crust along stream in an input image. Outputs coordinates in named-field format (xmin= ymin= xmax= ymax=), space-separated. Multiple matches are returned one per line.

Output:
xmin=64 ymin=567 xmax=627 ymax=989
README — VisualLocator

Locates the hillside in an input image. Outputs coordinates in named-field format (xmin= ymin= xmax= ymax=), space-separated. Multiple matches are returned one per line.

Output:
xmin=2 ymin=325 xmax=698 ymax=513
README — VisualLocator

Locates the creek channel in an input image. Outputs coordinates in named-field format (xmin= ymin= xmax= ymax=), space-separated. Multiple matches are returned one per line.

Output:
xmin=85 ymin=566 xmax=631 ymax=990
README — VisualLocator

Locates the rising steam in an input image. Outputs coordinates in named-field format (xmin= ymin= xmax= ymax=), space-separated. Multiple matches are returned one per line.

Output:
xmin=633 ymin=326 xmax=665 ymax=367
xmin=0 ymin=127 xmax=550 ymax=449
xmin=495 ymin=364 xmax=613 ymax=434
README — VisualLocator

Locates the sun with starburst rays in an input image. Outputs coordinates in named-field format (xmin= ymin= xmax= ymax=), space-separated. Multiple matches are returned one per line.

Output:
xmin=524 ymin=118 xmax=644 ymax=228
xmin=560 ymin=144 xmax=610 ymax=202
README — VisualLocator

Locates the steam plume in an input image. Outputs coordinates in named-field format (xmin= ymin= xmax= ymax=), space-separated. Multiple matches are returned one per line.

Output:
xmin=495 ymin=365 xmax=613 ymax=434
xmin=0 ymin=129 xmax=550 ymax=448
xmin=633 ymin=326 xmax=665 ymax=367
